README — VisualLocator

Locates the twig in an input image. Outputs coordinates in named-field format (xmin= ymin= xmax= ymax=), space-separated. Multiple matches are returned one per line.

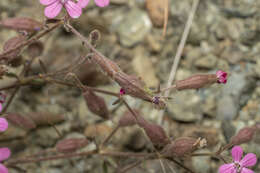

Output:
xmin=163 ymin=0 xmax=169 ymax=37
xmin=158 ymin=0 xmax=200 ymax=124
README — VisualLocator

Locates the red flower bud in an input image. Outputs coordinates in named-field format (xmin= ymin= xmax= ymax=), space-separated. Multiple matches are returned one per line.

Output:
xmin=138 ymin=119 xmax=169 ymax=147
xmin=162 ymin=137 xmax=205 ymax=157
xmin=5 ymin=113 xmax=36 ymax=130
xmin=119 ymin=109 xmax=140 ymax=127
xmin=230 ymin=127 xmax=256 ymax=145
xmin=0 ymin=17 xmax=42 ymax=32
xmin=176 ymin=74 xmax=217 ymax=90
xmin=83 ymin=90 xmax=109 ymax=120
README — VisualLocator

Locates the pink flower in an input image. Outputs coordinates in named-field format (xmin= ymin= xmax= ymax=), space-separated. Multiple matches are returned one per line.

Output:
xmin=0 ymin=118 xmax=8 ymax=132
xmin=0 ymin=148 xmax=11 ymax=173
xmin=94 ymin=0 xmax=109 ymax=7
xmin=216 ymin=70 xmax=227 ymax=84
xmin=39 ymin=0 xmax=89 ymax=19
xmin=219 ymin=146 xmax=257 ymax=173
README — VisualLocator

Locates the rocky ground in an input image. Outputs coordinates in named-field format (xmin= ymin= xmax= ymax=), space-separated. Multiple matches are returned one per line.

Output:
xmin=0 ymin=0 xmax=260 ymax=172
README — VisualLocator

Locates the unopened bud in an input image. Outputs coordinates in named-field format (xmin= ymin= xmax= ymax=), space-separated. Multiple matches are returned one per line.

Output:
xmin=2 ymin=36 xmax=25 ymax=66
xmin=139 ymin=120 xmax=169 ymax=147
xmin=230 ymin=127 xmax=256 ymax=145
xmin=0 ymin=17 xmax=42 ymax=32
xmin=176 ymin=74 xmax=217 ymax=91
xmin=83 ymin=90 xmax=109 ymax=120
xmin=163 ymin=137 xmax=203 ymax=157
xmin=119 ymin=109 xmax=140 ymax=127
xmin=89 ymin=29 xmax=100 ymax=47
xmin=56 ymin=138 xmax=89 ymax=153
xmin=6 ymin=113 xmax=36 ymax=130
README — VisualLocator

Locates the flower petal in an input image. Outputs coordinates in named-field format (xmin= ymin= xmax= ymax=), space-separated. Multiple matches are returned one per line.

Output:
xmin=44 ymin=1 xmax=63 ymax=19
xmin=0 ymin=118 xmax=8 ymax=132
xmin=94 ymin=0 xmax=109 ymax=7
xmin=241 ymin=168 xmax=254 ymax=173
xmin=77 ymin=0 xmax=90 ymax=8
xmin=40 ymin=0 xmax=58 ymax=5
xmin=240 ymin=153 xmax=257 ymax=167
xmin=0 ymin=164 xmax=8 ymax=173
xmin=65 ymin=1 xmax=82 ymax=18
xmin=0 ymin=148 xmax=11 ymax=162
xmin=218 ymin=163 xmax=236 ymax=173
xmin=232 ymin=146 xmax=243 ymax=162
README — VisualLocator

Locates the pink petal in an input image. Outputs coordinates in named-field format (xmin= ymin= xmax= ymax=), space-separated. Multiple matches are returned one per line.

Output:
xmin=44 ymin=1 xmax=63 ymax=19
xmin=94 ymin=0 xmax=109 ymax=7
xmin=241 ymin=168 xmax=254 ymax=173
xmin=232 ymin=146 xmax=243 ymax=162
xmin=0 ymin=164 xmax=8 ymax=173
xmin=77 ymin=0 xmax=90 ymax=8
xmin=39 ymin=0 xmax=58 ymax=5
xmin=64 ymin=1 xmax=82 ymax=18
xmin=218 ymin=163 xmax=236 ymax=173
xmin=0 ymin=148 xmax=11 ymax=162
xmin=240 ymin=153 xmax=257 ymax=167
xmin=0 ymin=118 xmax=8 ymax=132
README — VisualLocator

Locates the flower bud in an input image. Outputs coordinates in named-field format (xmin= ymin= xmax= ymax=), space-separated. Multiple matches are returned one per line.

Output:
xmin=176 ymin=74 xmax=217 ymax=91
xmin=56 ymin=138 xmax=89 ymax=153
xmin=162 ymin=137 xmax=204 ymax=157
xmin=119 ymin=109 xmax=140 ymax=127
xmin=2 ymin=36 xmax=25 ymax=66
xmin=5 ymin=113 xmax=36 ymax=130
xmin=83 ymin=90 xmax=109 ymax=120
xmin=89 ymin=29 xmax=100 ymax=47
xmin=138 ymin=120 xmax=169 ymax=147
xmin=230 ymin=127 xmax=256 ymax=145
xmin=0 ymin=17 xmax=42 ymax=32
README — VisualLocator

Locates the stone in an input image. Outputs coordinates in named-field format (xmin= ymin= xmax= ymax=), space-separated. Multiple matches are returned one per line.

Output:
xmin=192 ymin=149 xmax=211 ymax=173
xmin=145 ymin=0 xmax=166 ymax=27
xmin=132 ymin=48 xmax=159 ymax=87
xmin=167 ymin=90 xmax=202 ymax=122
xmin=217 ymin=95 xmax=238 ymax=120
xmin=194 ymin=54 xmax=217 ymax=69
xmin=114 ymin=8 xmax=152 ymax=47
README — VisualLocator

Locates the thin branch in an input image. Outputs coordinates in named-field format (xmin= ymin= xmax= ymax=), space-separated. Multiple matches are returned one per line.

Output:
xmin=158 ymin=0 xmax=200 ymax=124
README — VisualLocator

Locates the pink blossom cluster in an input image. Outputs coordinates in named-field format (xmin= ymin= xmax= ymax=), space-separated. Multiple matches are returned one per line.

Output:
xmin=40 ymin=0 xmax=110 ymax=19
